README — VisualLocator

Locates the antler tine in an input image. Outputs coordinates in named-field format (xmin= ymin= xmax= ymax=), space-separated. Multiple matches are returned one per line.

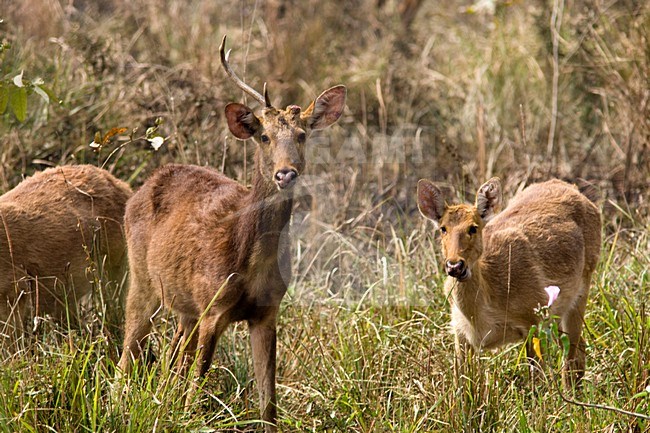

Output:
xmin=263 ymin=83 xmax=272 ymax=108
xmin=219 ymin=35 xmax=268 ymax=108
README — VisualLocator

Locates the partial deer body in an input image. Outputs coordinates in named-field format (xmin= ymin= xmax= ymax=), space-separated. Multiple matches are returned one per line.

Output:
xmin=0 ymin=165 xmax=131 ymax=340
xmin=417 ymin=178 xmax=601 ymax=384
xmin=118 ymin=36 xmax=346 ymax=432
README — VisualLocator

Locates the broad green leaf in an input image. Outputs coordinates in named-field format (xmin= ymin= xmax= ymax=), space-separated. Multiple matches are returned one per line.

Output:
xmin=9 ymin=86 xmax=27 ymax=122
xmin=0 ymin=85 xmax=8 ymax=115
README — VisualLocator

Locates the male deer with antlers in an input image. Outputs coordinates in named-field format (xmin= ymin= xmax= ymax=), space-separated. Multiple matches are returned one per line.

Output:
xmin=417 ymin=177 xmax=600 ymax=386
xmin=117 ymin=36 xmax=346 ymax=431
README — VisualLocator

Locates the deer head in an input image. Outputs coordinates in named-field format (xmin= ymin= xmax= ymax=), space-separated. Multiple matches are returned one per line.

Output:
xmin=220 ymin=36 xmax=346 ymax=190
xmin=417 ymin=177 xmax=502 ymax=281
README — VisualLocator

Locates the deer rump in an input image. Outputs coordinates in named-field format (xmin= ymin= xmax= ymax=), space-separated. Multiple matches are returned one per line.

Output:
xmin=0 ymin=165 xmax=131 ymax=333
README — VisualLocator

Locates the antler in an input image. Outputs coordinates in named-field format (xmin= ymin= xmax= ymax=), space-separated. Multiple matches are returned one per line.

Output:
xmin=220 ymin=35 xmax=272 ymax=108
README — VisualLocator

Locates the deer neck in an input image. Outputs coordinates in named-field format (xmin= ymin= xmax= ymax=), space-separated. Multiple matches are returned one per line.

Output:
xmin=235 ymin=156 xmax=294 ymax=271
xmin=448 ymin=265 xmax=489 ymax=324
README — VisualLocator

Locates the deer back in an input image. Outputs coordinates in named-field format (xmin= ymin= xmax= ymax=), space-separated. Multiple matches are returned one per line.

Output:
xmin=0 ymin=165 xmax=131 ymax=325
xmin=483 ymin=179 xmax=601 ymax=297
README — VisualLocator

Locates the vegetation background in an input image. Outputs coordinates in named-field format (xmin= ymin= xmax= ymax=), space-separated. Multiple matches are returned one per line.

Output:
xmin=0 ymin=0 xmax=648 ymax=431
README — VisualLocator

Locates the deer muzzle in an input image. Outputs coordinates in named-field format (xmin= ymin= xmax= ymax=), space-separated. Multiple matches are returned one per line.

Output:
xmin=275 ymin=168 xmax=298 ymax=189
xmin=445 ymin=259 xmax=470 ymax=281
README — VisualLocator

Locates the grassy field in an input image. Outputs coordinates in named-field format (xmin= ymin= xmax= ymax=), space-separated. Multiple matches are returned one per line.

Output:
xmin=1 ymin=0 xmax=649 ymax=431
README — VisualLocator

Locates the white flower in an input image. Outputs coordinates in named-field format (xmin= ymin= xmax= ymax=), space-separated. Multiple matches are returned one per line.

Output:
xmin=148 ymin=136 xmax=165 ymax=150
xmin=544 ymin=285 xmax=560 ymax=307
xmin=89 ymin=140 xmax=101 ymax=149
xmin=13 ymin=71 xmax=24 ymax=87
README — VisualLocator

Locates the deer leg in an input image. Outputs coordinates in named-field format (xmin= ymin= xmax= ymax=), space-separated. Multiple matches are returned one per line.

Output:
xmin=169 ymin=324 xmax=183 ymax=366
xmin=195 ymin=315 xmax=228 ymax=376
xmin=184 ymin=314 xmax=229 ymax=408
xmin=118 ymin=272 xmax=159 ymax=374
xmin=453 ymin=332 xmax=470 ymax=385
xmin=561 ymin=291 xmax=588 ymax=388
xmin=249 ymin=308 xmax=279 ymax=433
xmin=173 ymin=317 xmax=198 ymax=377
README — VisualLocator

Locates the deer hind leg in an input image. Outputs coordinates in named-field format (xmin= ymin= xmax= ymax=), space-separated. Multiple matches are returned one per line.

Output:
xmin=117 ymin=271 xmax=159 ymax=374
xmin=170 ymin=317 xmax=198 ymax=377
xmin=249 ymin=307 xmax=279 ymax=433
xmin=183 ymin=313 xmax=230 ymax=408
xmin=195 ymin=314 xmax=231 ymax=376
xmin=561 ymin=289 xmax=589 ymax=388
xmin=169 ymin=324 xmax=183 ymax=365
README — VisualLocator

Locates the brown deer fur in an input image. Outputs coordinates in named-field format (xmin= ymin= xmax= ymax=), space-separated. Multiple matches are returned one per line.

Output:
xmin=417 ymin=178 xmax=601 ymax=385
xmin=117 ymin=81 xmax=346 ymax=430
xmin=0 ymin=165 xmax=131 ymax=339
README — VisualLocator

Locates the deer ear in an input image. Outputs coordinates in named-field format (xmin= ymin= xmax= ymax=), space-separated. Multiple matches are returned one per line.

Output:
xmin=225 ymin=103 xmax=261 ymax=139
xmin=476 ymin=177 xmax=502 ymax=222
xmin=417 ymin=179 xmax=446 ymax=227
xmin=302 ymin=85 xmax=346 ymax=130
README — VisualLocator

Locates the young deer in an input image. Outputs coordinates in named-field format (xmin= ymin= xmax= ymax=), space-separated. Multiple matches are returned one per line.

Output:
xmin=417 ymin=178 xmax=601 ymax=385
xmin=0 ymin=165 xmax=131 ymax=341
xmin=117 ymin=36 xmax=346 ymax=431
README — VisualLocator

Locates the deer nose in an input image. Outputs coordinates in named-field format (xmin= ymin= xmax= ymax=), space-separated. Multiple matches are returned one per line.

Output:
xmin=445 ymin=259 xmax=468 ymax=280
xmin=275 ymin=168 xmax=298 ymax=189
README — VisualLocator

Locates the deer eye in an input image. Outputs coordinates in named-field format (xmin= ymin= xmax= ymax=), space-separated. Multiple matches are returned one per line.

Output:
xmin=260 ymin=134 xmax=270 ymax=144
xmin=440 ymin=226 xmax=447 ymax=234
xmin=468 ymin=225 xmax=478 ymax=235
xmin=297 ymin=132 xmax=306 ymax=143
